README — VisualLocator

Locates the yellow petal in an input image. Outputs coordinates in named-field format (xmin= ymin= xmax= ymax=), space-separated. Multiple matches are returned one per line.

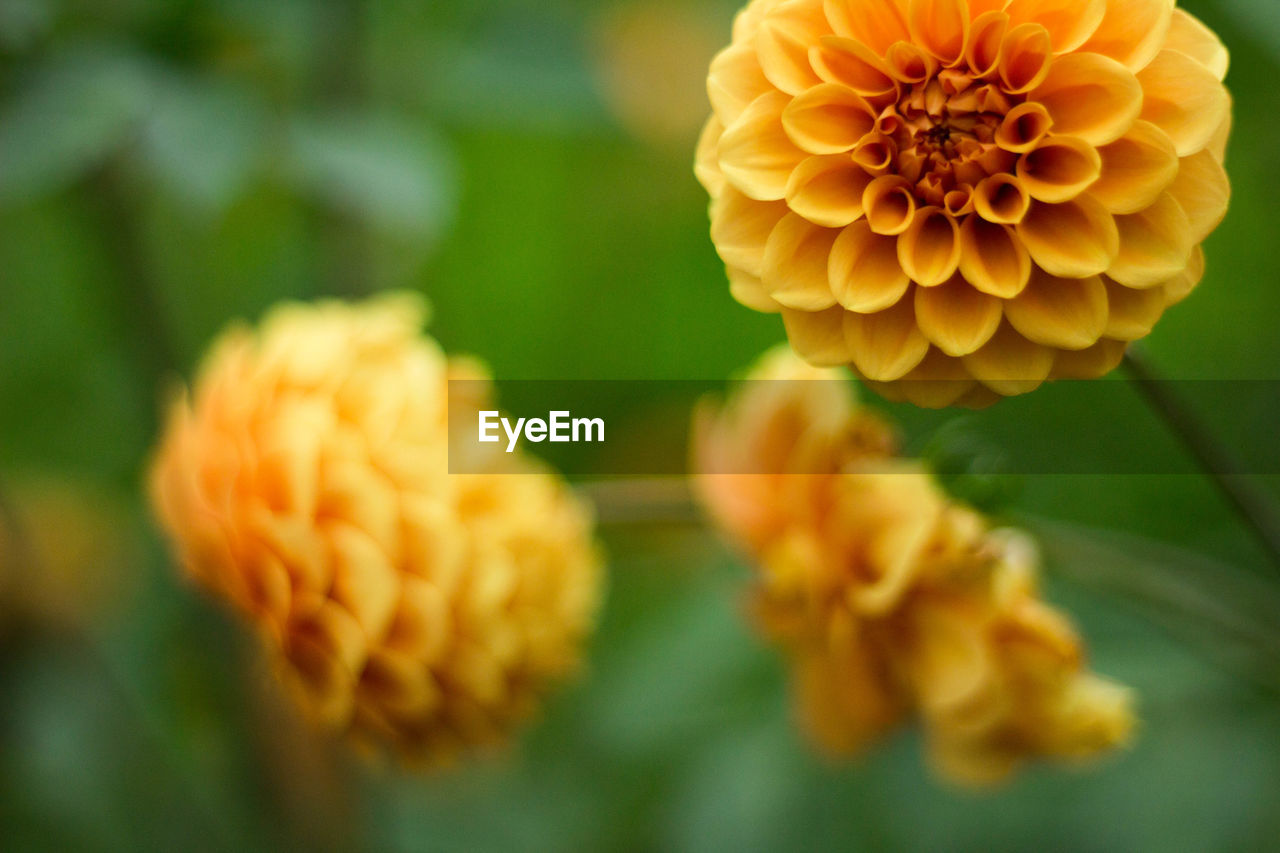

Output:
xmin=1166 ymin=149 xmax=1230 ymax=244
xmin=782 ymin=306 xmax=855 ymax=365
xmin=1004 ymin=268 xmax=1109 ymax=350
xmin=897 ymin=206 xmax=961 ymax=287
xmin=995 ymin=102 xmax=1053 ymax=153
xmin=1161 ymin=244 xmax=1205 ymax=306
xmin=1017 ymin=135 xmax=1102 ymax=203
xmin=915 ymin=277 xmax=1003 ymax=357
xmin=1103 ymin=277 xmax=1165 ymax=340
xmin=844 ymin=294 xmax=930 ymax=381
xmin=1106 ymin=191 xmax=1193 ymax=289
xmin=907 ymin=0 xmax=970 ymax=65
xmin=998 ymin=23 xmax=1053 ymax=94
xmin=852 ymin=134 xmax=896 ymax=175
xmin=1165 ymin=8 xmax=1229 ymax=81
xmin=786 ymin=154 xmax=874 ymax=227
xmin=1088 ymin=119 xmax=1179 ymax=214
xmin=695 ymin=115 xmax=725 ymax=198
xmin=728 ymin=265 xmax=783 ymax=313
xmin=864 ymin=175 xmax=918 ymax=235
xmin=824 ymin=0 xmax=910 ymax=54
xmin=966 ymin=10 xmax=1009 ymax=78
xmin=710 ymin=187 xmax=790 ymax=276
xmin=782 ymin=83 xmax=878 ymax=154
xmin=958 ymin=216 xmax=1032 ymax=298
xmin=974 ymin=174 xmax=1030 ymax=224
xmin=708 ymin=42 xmax=773 ymax=126
xmin=830 ymin=219 xmax=911 ymax=312
xmin=811 ymin=35 xmax=899 ymax=98
xmin=756 ymin=0 xmax=827 ymax=95
xmin=762 ymin=213 xmax=840 ymax=310
xmin=1030 ymin=52 xmax=1142 ymax=146
xmin=885 ymin=41 xmax=938 ymax=84
xmin=1016 ymin=196 xmax=1119 ymax=278
xmin=1137 ymin=48 xmax=1230 ymax=157
xmin=1051 ymin=337 xmax=1126 ymax=379
xmin=718 ymin=91 xmax=808 ymax=200
xmin=1005 ymin=0 xmax=1105 ymax=54
xmin=1080 ymin=0 xmax=1173 ymax=73
xmin=1208 ymin=97 xmax=1232 ymax=163
xmin=891 ymin=348 xmax=980 ymax=408
xmin=963 ymin=322 xmax=1055 ymax=396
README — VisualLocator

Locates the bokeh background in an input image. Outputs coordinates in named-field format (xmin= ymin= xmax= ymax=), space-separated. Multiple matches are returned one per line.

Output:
xmin=2 ymin=0 xmax=1280 ymax=849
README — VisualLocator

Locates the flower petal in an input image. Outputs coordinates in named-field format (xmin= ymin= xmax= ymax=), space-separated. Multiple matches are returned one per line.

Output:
xmin=1137 ymin=49 xmax=1230 ymax=157
xmin=864 ymin=175 xmax=918 ymax=235
xmin=763 ymin=213 xmax=840 ymax=310
xmin=708 ymin=42 xmax=773 ymax=126
xmin=974 ymin=174 xmax=1031 ymax=224
xmin=786 ymin=154 xmax=875 ymax=227
xmin=959 ymin=216 xmax=1032 ymax=298
xmin=710 ymin=187 xmax=790 ymax=276
xmin=1088 ymin=120 xmax=1179 ymax=214
xmin=963 ymin=322 xmax=1055 ymax=396
xmin=1166 ymin=149 xmax=1230 ymax=244
xmin=811 ymin=35 xmax=899 ymax=98
xmin=830 ymin=219 xmax=911 ymax=312
xmin=1005 ymin=268 xmax=1109 ymax=350
xmin=1016 ymin=195 xmax=1119 ymax=278
xmin=1017 ymin=135 xmax=1102 ymax=203
xmin=1080 ymin=0 xmax=1173 ymax=73
xmin=1208 ymin=99 xmax=1231 ymax=164
xmin=1029 ymin=52 xmax=1142 ymax=146
xmin=890 ymin=348 xmax=980 ymax=408
xmin=1165 ymin=9 xmax=1229 ymax=81
xmin=695 ymin=116 xmax=725 ymax=197
xmin=1106 ymin=191 xmax=1193 ymax=289
xmin=898 ymin=207 xmax=961 ymax=287
xmin=1051 ymin=337 xmax=1126 ymax=379
xmin=995 ymin=102 xmax=1053 ymax=154
xmin=782 ymin=306 xmax=855 ymax=365
xmin=1005 ymin=0 xmax=1105 ymax=54
xmin=757 ymin=0 xmax=828 ymax=95
xmin=728 ymin=265 xmax=782 ymax=313
xmin=998 ymin=23 xmax=1053 ymax=93
xmin=844 ymin=294 xmax=930 ymax=381
xmin=966 ymin=11 xmax=1009 ymax=78
xmin=718 ymin=91 xmax=808 ymax=200
xmin=908 ymin=0 xmax=970 ymax=65
xmin=915 ymin=277 xmax=1003 ymax=357
xmin=824 ymin=0 xmax=910 ymax=54
xmin=782 ymin=84 xmax=878 ymax=154
xmin=1161 ymin=244 xmax=1205 ymax=306
xmin=1102 ymin=277 xmax=1164 ymax=340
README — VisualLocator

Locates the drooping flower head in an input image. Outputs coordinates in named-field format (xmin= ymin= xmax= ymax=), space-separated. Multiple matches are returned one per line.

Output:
xmin=694 ymin=348 xmax=1134 ymax=783
xmin=698 ymin=0 xmax=1231 ymax=407
xmin=150 ymin=295 xmax=603 ymax=764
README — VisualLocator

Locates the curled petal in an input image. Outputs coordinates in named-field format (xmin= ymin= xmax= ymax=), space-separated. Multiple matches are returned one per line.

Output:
xmin=995 ymin=102 xmax=1053 ymax=153
xmin=763 ymin=213 xmax=841 ymax=310
xmin=959 ymin=216 xmax=1032 ymax=298
xmin=718 ymin=91 xmax=808 ymax=200
xmin=1080 ymin=0 xmax=1173 ymax=73
xmin=852 ymin=134 xmax=898 ymax=175
xmin=727 ymin=266 xmax=782 ymax=314
xmin=708 ymin=42 xmax=773 ymax=126
xmin=1017 ymin=135 xmax=1102 ymax=203
xmin=844 ymin=295 xmax=930 ymax=381
xmin=864 ymin=175 xmax=918 ymax=235
xmin=811 ymin=36 xmax=899 ymax=98
xmin=1165 ymin=9 xmax=1229 ymax=81
xmin=1088 ymin=120 xmax=1179 ymax=215
xmin=1005 ymin=0 xmax=1105 ymax=54
xmin=1162 ymin=244 xmax=1205 ymax=306
xmin=907 ymin=0 xmax=970 ymax=65
xmin=1137 ymin=49 xmax=1230 ymax=157
xmin=782 ymin=84 xmax=878 ymax=154
xmin=1005 ymin=268 xmax=1109 ymax=350
xmin=1106 ymin=191 xmax=1193 ymax=289
xmin=782 ymin=306 xmax=854 ymax=365
xmin=1103 ymin=278 xmax=1164 ymax=341
xmin=695 ymin=116 xmax=725 ymax=197
xmin=889 ymin=348 xmax=979 ymax=408
xmin=966 ymin=11 xmax=1008 ymax=78
xmin=1051 ymin=337 xmax=1127 ymax=380
xmin=963 ymin=322 xmax=1055 ymax=396
xmin=711 ymin=188 xmax=790 ymax=276
xmin=786 ymin=154 xmax=875 ymax=227
xmin=915 ymin=277 xmax=1003 ymax=357
xmin=823 ymin=0 xmax=910 ymax=54
xmin=830 ymin=220 xmax=911 ymax=312
xmin=756 ymin=0 xmax=828 ymax=95
xmin=885 ymin=41 xmax=938 ymax=84
xmin=1030 ymin=52 xmax=1142 ymax=146
xmin=898 ymin=207 xmax=962 ymax=286
xmin=1016 ymin=196 xmax=1119 ymax=278
xmin=974 ymin=174 xmax=1030 ymax=224
xmin=998 ymin=24 xmax=1053 ymax=94
xmin=1167 ymin=149 xmax=1230 ymax=244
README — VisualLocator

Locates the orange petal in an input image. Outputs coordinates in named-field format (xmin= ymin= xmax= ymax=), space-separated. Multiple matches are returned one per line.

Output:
xmin=1165 ymin=8 xmax=1229 ymax=81
xmin=890 ymin=348 xmax=980 ymax=408
xmin=1005 ymin=0 xmax=1105 ymax=54
xmin=1166 ymin=149 xmax=1230 ymax=244
xmin=1005 ymin=268 xmax=1109 ymax=349
xmin=830 ymin=219 xmax=911 ymax=312
xmin=1106 ymin=191 xmax=1193 ymax=289
xmin=718 ymin=91 xmax=808 ymax=200
xmin=708 ymin=42 xmax=772 ymax=126
xmin=966 ymin=11 xmax=1008 ymax=78
xmin=1080 ymin=0 xmax=1173 ymax=73
xmin=1051 ymin=337 xmax=1126 ymax=379
xmin=695 ymin=116 xmax=725 ymax=197
xmin=1017 ymin=135 xmax=1102 ymax=203
xmin=963 ymin=322 xmax=1055 ymax=396
xmin=782 ymin=306 xmax=854 ymax=365
xmin=727 ymin=265 xmax=782 ymax=313
xmin=824 ymin=0 xmax=910 ymax=54
xmin=1161 ymin=244 xmax=1205 ymax=306
xmin=1137 ymin=49 xmax=1230 ymax=157
xmin=1208 ymin=98 xmax=1232 ymax=164
xmin=762 ymin=213 xmax=840 ymax=310
xmin=959 ymin=216 xmax=1032 ymax=298
xmin=852 ymin=134 xmax=897 ymax=175
xmin=782 ymin=84 xmax=878 ymax=154
xmin=897 ymin=207 xmax=961 ymax=286
xmin=915 ymin=277 xmax=1003 ymax=356
xmin=907 ymin=0 xmax=970 ymax=65
xmin=786 ymin=154 xmax=875 ymax=227
xmin=844 ymin=294 xmax=930 ymax=381
xmin=1030 ymin=52 xmax=1142 ymax=146
xmin=1088 ymin=120 xmax=1179 ymax=215
xmin=811 ymin=35 xmax=899 ymax=97
xmin=974 ymin=174 xmax=1030 ymax=224
xmin=756 ymin=0 xmax=828 ymax=95
xmin=710 ymin=188 xmax=790 ymax=276
xmin=1103 ymin=277 xmax=1165 ymax=340
xmin=885 ymin=40 xmax=938 ymax=84
xmin=1016 ymin=196 xmax=1119 ymax=278
xmin=864 ymin=175 xmax=918 ymax=235
xmin=998 ymin=23 xmax=1052 ymax=94
xmin=995 ymin=102 xmax=1053 ymax=153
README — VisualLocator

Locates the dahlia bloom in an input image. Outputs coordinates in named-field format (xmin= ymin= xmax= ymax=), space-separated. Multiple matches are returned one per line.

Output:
xmin=697 ymin=0 xmax=1231 ymax=407
xmin=694 ymin=348 xmax=1134 ymax=783
xmin=150 ymin=295 xmax=602 ymax=764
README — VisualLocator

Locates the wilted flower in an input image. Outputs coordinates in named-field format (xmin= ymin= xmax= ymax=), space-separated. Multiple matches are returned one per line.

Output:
xmin=694 ymin=348 xmax=1133 ymax=783
xmin=150 ymin=295 xmax=603 ymax=764
xmin=698 ymin=0 xmax=1230 ymax=406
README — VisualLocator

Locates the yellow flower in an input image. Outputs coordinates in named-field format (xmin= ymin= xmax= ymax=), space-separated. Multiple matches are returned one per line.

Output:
xmin=698 ymin=0 xmax=1231 ymax=407
xmin=694 ymin=348 xmax=1134 ymax=784
xmin=149 ymin=295 xmax=603 ymax=764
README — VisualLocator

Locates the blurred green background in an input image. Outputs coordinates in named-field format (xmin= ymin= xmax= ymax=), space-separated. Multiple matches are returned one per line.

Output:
xmin=2 ymin=0 xmax=1280 ymax=849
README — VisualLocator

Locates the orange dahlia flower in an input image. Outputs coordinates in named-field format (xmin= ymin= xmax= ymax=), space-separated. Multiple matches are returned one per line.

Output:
xmin=697 ymin=0 xmax=1231 ymax=406
xmin=694 ymin=348 xmax=1134 ymax=783
xmin=150 ymin=295 xmax=603 ymax=764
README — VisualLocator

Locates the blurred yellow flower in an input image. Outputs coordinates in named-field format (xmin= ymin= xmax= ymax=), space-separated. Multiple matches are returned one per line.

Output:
xmin=698 ymin=0 xmax=1231 ymax=407
xmin=150 ymin=295 xmax=603 ymax=765
xmin=694 ymin=347 xmax=1133 ymax=784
